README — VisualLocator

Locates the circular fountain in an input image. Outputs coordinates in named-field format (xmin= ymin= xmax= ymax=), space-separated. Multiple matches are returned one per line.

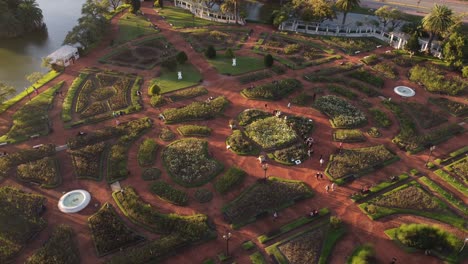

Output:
xmin=58 ymin=190 xmax=91 ymax=213
xmin=394 ymin=86 xmax=415 ymax=98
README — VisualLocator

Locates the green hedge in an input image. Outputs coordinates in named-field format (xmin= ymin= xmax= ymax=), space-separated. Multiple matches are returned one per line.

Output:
xmin=419 ymin=176 xmax=467 ymax=215
xmin=162 ymin=96 xmax=229 ymax=123
xmin=214 ymin=167 xmax=246 ymax=194
xmin=177 ymin=125 xmax=211 ymax=137
xmin=150 ymin=181 xmax=188 ymax=206
xmin=347 ymin=69 xmax=384 ymax=88
xmin=409 ymin=65 xmax=467 ymax=95
xmin=332 ymin=129 xmax=365 ymax=142
xmin=62 ymin=73 xmax=88 ymax=122
xmin=137 ymin=138 xmax=158 ymax=167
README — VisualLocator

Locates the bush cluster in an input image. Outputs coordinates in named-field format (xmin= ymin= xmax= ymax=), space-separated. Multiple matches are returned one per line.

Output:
xmin=214 ymin=167 xmax=246 ymax=194
xmin=177 ymin=125 xmax=211 ymax=137
xmin=348 ymin=69 xmax=384 ymax=88
xmin=241 ymin=78 xmax=302 ymax=100
xmin=395 ymin=223 xmax=462 ymax=253
xmin=226 ymin=130 xmax=259 ymax=155
xmin=137 ymin=139 xmax=158 ymax=167
xmin=369 ymin=108 xmax=392 ymax=128
xmin=409 ymin=65 xmax=467 ymax=95
xmin=150 ymin=181 xmax=188 ymax=206
xmin=162 ymin=96 xmax=229 ymax=123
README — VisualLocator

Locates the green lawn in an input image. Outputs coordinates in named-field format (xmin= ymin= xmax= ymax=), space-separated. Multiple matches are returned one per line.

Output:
xmin=115 ymin=13 xmax=159 ymax=45
xmin=208 ymin=54 xmax=265 ymax=76
xmin=156 ymin=6 xmax=224 ymax=28
xmin=153 ymin=63 xmax=202 ymax=94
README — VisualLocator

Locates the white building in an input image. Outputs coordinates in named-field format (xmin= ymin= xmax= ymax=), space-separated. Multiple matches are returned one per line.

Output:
xmin=46 ymin=45 xmax=80 ymax=67
xmin=174 ymin=0 xmax=245 ymax=25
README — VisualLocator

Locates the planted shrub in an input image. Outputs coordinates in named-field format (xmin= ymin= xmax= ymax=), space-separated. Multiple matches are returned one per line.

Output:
xmin=148 ymin=82 xmax=161 ymax=95
xmin=150 ymin=181 xmax=188 ymax=206
xmin=245 ymin=117 xmax=297 ymax=149
xmin=225 ymin=48 xmax=235 ymax=59
xmin=348 ymin=69 xmax=384 ymax=88
xmin=141 ymin=167 xmax=161 ymax=181
xmin=226 ymin=130 xmax=259 ymax=155
xmin=137 ymin=138 xmax=158 ymax=167
xmin=237 ymin=109 xmax=272 ymax=126
xmin=409 ymin=65 xmax=467 ymax=95
xmin=333 ymin=129 xmax=365 ymax=142
xmin=17 ymin=157 xmax=60 ymax=188
xmin=369 ymin=108 xmax=392 ymax=128
xmin=428 ymin=97 xmax=468 ymax=117
xmin=291 ymin=92 xmax=312 ymax=106
xmin=314 ymin=95 xmax=366 ymax=128
xmin=327 ymin=84 xmax=357 ymax=100
xmin=69 ymin=142 xmax=106 ymax=181
xmin=150 ymin=94 xmax=167 ymax=107
xmin=159 ymin=127 xmax=175 ymax=141
xmin=347 ymin=244 xmax=375 ymax=264
xmin=205 ymin=45 xmax=216 ymax=59
xmin=214 ymin=167 xmax=246 ymax=194
xmin=272 ymin=144 xmax=307 ymax=164
xmin=167 ymin=86 xmax=208 ymax=102
xmin=264 ymin=54 xmax=274 ymax=67
xmin=373 ymin=62 xmax=398 ymax=79
xmin=176 ymin=51 xmax=188 ymax=64
xmin=241 ymin=78 xmax=301 ymax=100
xmin=162 ymin=96 xmax=229 ymax=123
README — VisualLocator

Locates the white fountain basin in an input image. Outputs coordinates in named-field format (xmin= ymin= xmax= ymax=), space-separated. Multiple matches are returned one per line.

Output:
xmin=58 ymin=190 xmax=91 ymax=213
xmin=394 ymin=86 xmax=415 ymax=97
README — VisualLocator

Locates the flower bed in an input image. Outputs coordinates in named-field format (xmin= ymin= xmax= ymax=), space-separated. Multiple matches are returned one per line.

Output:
xmin=222 ymin=177 xmax=313 ymax=228
xmin=113 ymin=187 xmax=213 ymax=238
xmin=68 ymin=142 xmax=106 ymax=181
xmin=286 ymin=116 xmax=314 ymax=137
xmin=326 ymin=145 xmax=397 ymax=180
xmin=16 ymin=157 xmax=60 ymax=188
xmin=445 ymin=157 xmax=467 ymax=183
xmin=369 ymin=108 xmax=392 ymax=128
xmin=314 ymin=95 xmax=366 ymax=128
xmin=245 ymin=117 xmax=297 ymax=149
xmin=194 ymin=189 xmax=213 ymax=203
xmin=237 ymin=66 xmax=286 ymax=84
xmin=237 ymin=109 xmax=272 ymax=126
xmin=372 ymin=62 xmax=398 ymax=79
xmin=385 ymin=223 xmax=464 ymax=263
xmin=428 ymin=97 xmax=468 ymax=117
xmin=226 ymin=130 xmax=259 ymax=155
xmin=359 ymin=181 xmax=465 ymax=229
xmin=327 ymin=84 xmax=357 ymax=100
xmin=332 ymin=129 xmax=365 ymax=143
xmin=150 ymin=181 xmax=188 ymax=206
xmin=409 ymin=65 xmax=467 ymax=95
xmin=0 ymin=187 xmax=47 ymax=263
xmin=404 ymin=102 xmax=447 ymax=129
xmin=291 ymin=92 xmax=312 ymax=106
xmin=88 ymin=203 xmax=145 ymax=257
xmin=137 ymin=139 xmax=158 ymax=167
xmin=0 ymin=144 xmax=56 ymax=178
xmin=214 ymin=167 xmax=246 ymax=194
xmin=162 ymin=96 xmax=229 ymax=123
xmin=162 ymin=138 xmax=223 ymax=187
xmin=270 ymin=144 xmax=307 ymax=165
xmin=177 ymin=125 xmax=211 ymax=137
xmin=419 ymin=176 xmax=467 ymax=215
xmin=320 ymin=36 xmax=384 ymax=54
xmin=241 ymin=78 xmax=302 ymax=100
xmin=350 ymin=174 xmax=409 ymax=202
xmin=181 ymin=27 xmax=250 ymax=52
xmin=141 ymin=168 xmax=161 ymax=181
xmin=0 ymin=81 xmax=63 ymax=144
xmin=347 ymin=69 xmax=384 ymax=88
xmin=347 ymin=244 xmax=375 ymax=264
xmin=26 ymin=225 xmax=79 ymax=264
xmin=166 ymin=86 xmax=208 ymax=102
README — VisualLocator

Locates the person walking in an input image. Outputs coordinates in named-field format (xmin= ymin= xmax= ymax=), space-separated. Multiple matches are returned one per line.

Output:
xmin=320 ymin=172 xmax=324 ymax=179
xmin=315 ymin=172 xmax=320 ymax=180
xmin=390 ymin=257 xmax=397 ymax=264
xmin=325 ymin=185 xmax=330 ymax=193
xmin=319 ymin=158 xmax=324 ymax=167
xmin=287 ymin=102 xmax=291 ymax=109
xmin=273 ymin=211 xmax=278 ymax=221
xmin=331 ymin=183 xmax=336 ymax=191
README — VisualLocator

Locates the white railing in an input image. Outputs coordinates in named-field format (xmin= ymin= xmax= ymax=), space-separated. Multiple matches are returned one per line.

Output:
xmin=174 ymin=0 xmax=245 ymax=25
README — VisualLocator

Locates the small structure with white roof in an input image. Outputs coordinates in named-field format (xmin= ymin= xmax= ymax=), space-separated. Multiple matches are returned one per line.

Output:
xmin=46 ymin=45 xmax=80 ymax=67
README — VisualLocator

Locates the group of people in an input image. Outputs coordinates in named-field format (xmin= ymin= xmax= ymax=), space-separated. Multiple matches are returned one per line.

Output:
xmin=325 ymin=183 xmax=336 ymax=193
xmin=303 ymin=136 xmax=315 ymax=158
xmin=309 ymin=209 xmax=319 ymax=217
xmin=112 ymin=111 xmax=124 ymax=118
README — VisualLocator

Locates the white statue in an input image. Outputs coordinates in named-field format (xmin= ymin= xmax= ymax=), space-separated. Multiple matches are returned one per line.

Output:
xmin=232 ymin=58 xmax=237 ymax=66
xmin=177 ymin=71 xmax=182 ymax=80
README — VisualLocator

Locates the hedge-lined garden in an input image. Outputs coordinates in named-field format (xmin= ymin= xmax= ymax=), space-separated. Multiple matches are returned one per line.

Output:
xmin=137 ymin=138 xmax=158 ymax=167
xmin=314 ymin=95 xmax=366 ymax=128
xmin=177 ymin=125 xmax=211 ymax=137
xmin=150 ymin=181 xmax=188 ymax=206
xmin=162 ymin=96 xmax=229 ymax=123
xmin=214 ymin=167 xmax=246 ymax=194
xmin=241 ymin=78 xmax=302 ymax=100
xmin=223 ymin=177 xmax=313 ymax=228
xmin=226 ymin=130 xmax=259 ymax=155
xmin=245 ymin=117 xmax=297 ymax=149
xmin=162 ymin=138 xmax=223 ymax=187
xmin=16 ymin=157 xmax=61 ymax=188
xmin=68 ymin=142 xmax=106 ymax=181
xmin=409 ymin=65 xmax=467 ymax=95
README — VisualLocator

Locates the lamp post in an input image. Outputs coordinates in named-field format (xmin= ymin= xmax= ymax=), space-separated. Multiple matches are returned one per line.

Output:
xmin=459 ymin=238 xmax=468 ymax=253
xmin=222 ymin=232 xmax=232 ymax=256
xmin=262 ymin=163 xmax=268 ymax=179
xmin=425 ymin=145 xmax=436 ymax=167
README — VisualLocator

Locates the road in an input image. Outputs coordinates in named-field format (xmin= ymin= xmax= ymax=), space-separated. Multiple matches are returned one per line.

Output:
xmin=360 ymin=0 xmax=468 ymax=23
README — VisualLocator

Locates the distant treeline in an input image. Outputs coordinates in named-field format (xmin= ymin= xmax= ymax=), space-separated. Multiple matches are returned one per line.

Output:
xmin=0 ymin=0 xmax=45 ymax=38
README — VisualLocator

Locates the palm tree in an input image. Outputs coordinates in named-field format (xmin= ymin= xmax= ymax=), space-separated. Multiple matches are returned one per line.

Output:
xmin=17 ymin=0 xmax=44 ymax=32
xmin=335 ymin=0 xmax=360 ymax=26
xmin=422 ymin=4 xmax=454 ymax=53
xmin=220 ymin=0 xmax=238 ymax=24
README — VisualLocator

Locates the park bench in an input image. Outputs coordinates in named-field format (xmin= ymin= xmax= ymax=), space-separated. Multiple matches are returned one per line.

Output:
xmin=30 ymin=134 xmax=40 ymax=139
xmin=32 ymin=144 xmax=44 ymax=149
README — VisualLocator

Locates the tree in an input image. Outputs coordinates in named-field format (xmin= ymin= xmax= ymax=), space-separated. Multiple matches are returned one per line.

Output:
xmin=272 ymin=5 xmax=293 ymax=26
xmin=176 ymin=51 xmax=188 ymax=64
xmin=443 ymin=32 xmax=467 ymax=69
xmin=292 ymin=0 xmax=335 ymax=22
xmin=264 ymin=54 xmax=274 ymax=67
xmin=109 ymin=0 xmax=122 ymax=10
xmin=25 ymin=72 xmax=44 ymax=87
xmin=374 ymin=5 xmax=404 ymax=30
xmin=205 ymin=45 xmax=216 ymax=59
xmin=131 ymin=0 xmax=140 ymax=13
xmin=405 ymin=33 xmax=420 ymax=53
xmin=220 ymin=0 xmax=239 ymax=24
xmin=17 ymin=0 xmax=44 ymax=32
xmin=335 ymin=0 xmax=360 ymax=26
xmin=225 ymin=48 xmax=234 ymax=59
xmin=422 ymin=4 xmax=455 ymax=53
xmin=0 ymin=82 xmax=16 ymax=104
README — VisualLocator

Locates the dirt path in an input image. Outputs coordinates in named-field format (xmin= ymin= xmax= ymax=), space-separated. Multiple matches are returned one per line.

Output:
xmin=2 ymin=1 xmax=467 ymax=264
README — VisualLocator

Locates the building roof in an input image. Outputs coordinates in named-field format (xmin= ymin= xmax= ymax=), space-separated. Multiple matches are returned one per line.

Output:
xmin=47 ymin=45 xmax=78 ymax=62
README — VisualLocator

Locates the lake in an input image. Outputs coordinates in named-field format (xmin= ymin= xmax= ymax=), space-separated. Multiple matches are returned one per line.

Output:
xmin=0 ymin=0 xmax=86 ymax=93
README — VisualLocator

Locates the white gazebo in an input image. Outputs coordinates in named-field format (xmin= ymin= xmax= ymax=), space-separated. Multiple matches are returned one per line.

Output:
xmin=46 ymin=45 xmax=80 ymax=67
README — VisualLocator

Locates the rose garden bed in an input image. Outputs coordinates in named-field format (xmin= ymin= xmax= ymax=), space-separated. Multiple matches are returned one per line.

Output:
xmin=314 ymin=95 xmax=367 ymax=128
xmin=404 ymin=102 xmax=447 ymax=129
xmin=359 ymin=181 xmax=466 ymax=229
xmin=332 ymin=129 xmax=365 ymax=143
xmin=214 ymin=167 xmax=247 ymax=194
xmin=428 ymin=97 xmax=468 ymax=117
xmin=100 ymin=36 xmax=177 ymax=69
xmin=244 ymin=116 xmax=298 ymax=149
xmin=162 ymin=138 xmax=223 ymax=187
xmin=222 ymin=177 xmax=314 ymax=229
xmin=347 ymin=69 xmax=385 ymax=88
xmin=88 ymin=203 xmax=145 ymax=257
xmin=162 ymin=96 xmax=229 ymax=124
xmin=177 ymin=125 xmax=211 ymax=137
xmin=226 ymin=130 xmax=260 ymax=156
xmin=26 ymin=225 xmax=79 ymax=264
xmin=325 ymin=145 xmax=398 ymax=183
xmin=62 ymin=69 xmax=142 ymax=127
xmin=181 ymin=27 xmax=250 ymax=52
xmin=0 ymin=187 xmax=47 ymax=263
xmin=68 ymin=142 xmax=107 ymax=181
xmin=0 ymin=144 xmax=56 ymax=179
xmin=137 ymin=138 xmax=158 ymax=167
xmin=409 ymin=65 xmax=467 ymax=95
xmin=241 ymin=78 xmax=302 ymax=100
xmin=16 ymin=157 xmax=61 ymax=188
xmin=150 ymin=181 xmax=188 ymax=206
